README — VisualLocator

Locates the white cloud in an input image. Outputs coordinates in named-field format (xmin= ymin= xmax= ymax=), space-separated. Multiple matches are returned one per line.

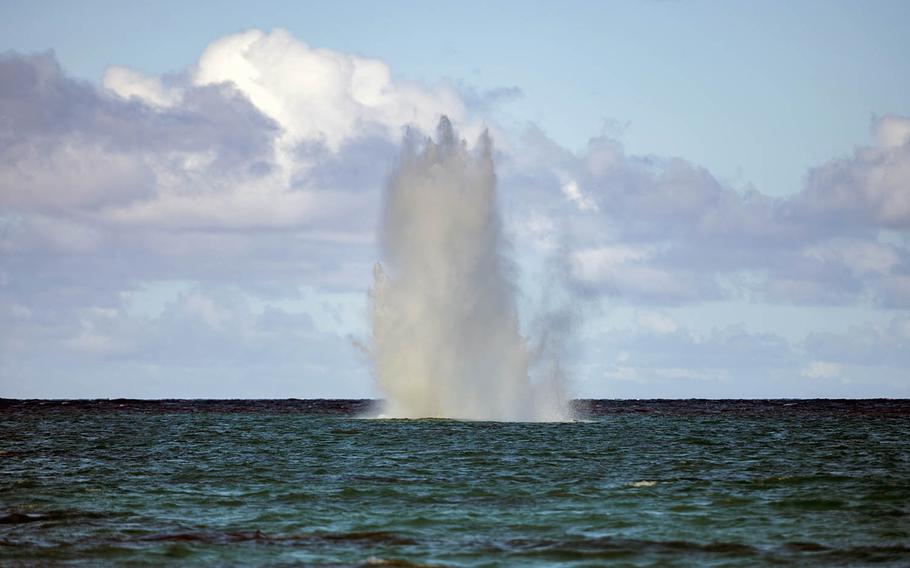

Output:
xmin=802 ymin=360 xmax=842 ymax=380
xmin=653 ymin=367 xmax=727 ymax=381
xmin=636 ymin=311 xmax=679 ymax=334
xmin=192 ymin=28 xmax=468 ymax=150
xmin=103 ymin=66 xmax=182 ymax=107
xmin=560 ymin=179 xmax=599 ymax=212
xmin=569 ymin=244 xmax=717 ymax=302
xmin=875 ymin=114 xmax=910 ymax=148
xmin=571 ymin=245 xmax=652 ymax=278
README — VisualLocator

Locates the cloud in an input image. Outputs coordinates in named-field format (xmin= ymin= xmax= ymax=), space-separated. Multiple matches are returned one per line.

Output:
xmin=577 ymin=319 xmax=908 ymax=398
xmin=191 ymin=29 xmax=468 ymax=150
xmin=0 ymin=31 xmax=497 ymax=397
xmin=560 ymin=179 xmax=599 ymax=212
xmin=570 ymin=244 xmax=720 ymax=303
xmin=636 ymin=311 xmax=678 ymax=334
xmin=580 ymin=323 xmax=797 ymax=398
xmin=802 ymin=361 xmax=841 ymax=380
xmin=875 ymin=274 xmax=910 ymax=308
xmin=802 ymin=238 xmax=900 ymax=276
xmin=0 ymin=45 xmax=446 ymax=298
xmin=797 ymin=115 xmax=910 ymax=230
xmin=875 ymin=115 xmax=910 ymax=148
xmin=803 ymin=315 xmax=910 ymax=368
xmin=456 ymin=84 xmax=523 ymax=114
xmin=103 ymin=65 xmax=181 ymax=108
xmin=2 ymin=28 xmax=908 ymax=398
xmin=1 ymin=285 xmax=370 ymax=398
xmin=500 ymin=116 xmax=910 ymax=306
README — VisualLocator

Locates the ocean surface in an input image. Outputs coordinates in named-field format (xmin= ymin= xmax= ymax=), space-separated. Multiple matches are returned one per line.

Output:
xmin=2 ymin=399 xmax=908 ymax=566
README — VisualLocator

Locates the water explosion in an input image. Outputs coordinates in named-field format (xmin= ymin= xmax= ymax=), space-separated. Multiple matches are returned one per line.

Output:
xmin=369 ymin=117 xmax=569 ymax=421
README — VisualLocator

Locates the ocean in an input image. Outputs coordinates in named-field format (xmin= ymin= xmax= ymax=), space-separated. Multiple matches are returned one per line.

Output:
xmin=2 ymin=399 xmax=908 ymax=566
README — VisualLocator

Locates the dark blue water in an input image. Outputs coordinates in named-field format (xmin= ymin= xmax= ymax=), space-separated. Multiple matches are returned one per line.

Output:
xmin=2 ymin=400 xmax=908 ymax=566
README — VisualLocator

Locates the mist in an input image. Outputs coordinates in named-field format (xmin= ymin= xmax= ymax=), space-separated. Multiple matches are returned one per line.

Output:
xmin=369 ymin=117 xmax=570 ymax=421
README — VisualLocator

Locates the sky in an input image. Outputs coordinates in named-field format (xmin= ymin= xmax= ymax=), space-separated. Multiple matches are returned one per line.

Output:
xmin=1 ymin=0 xmax=909 ymax=399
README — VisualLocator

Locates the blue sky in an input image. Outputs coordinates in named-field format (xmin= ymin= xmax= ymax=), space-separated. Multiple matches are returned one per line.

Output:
xmin=1 ymin=0 xmax=909 ymax=398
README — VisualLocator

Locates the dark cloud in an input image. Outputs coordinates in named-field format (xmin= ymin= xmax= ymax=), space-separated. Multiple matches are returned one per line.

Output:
xmin=0 ymin=52 xmax=278 ymax=185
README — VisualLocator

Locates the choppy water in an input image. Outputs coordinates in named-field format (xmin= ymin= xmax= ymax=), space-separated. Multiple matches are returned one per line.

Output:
xmin=2 ymin=399 xmax=908 ymax=566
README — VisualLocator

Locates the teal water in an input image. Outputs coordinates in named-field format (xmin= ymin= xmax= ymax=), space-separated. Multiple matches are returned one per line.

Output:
xmin=2 ymin=400 xmax=909 ymax=566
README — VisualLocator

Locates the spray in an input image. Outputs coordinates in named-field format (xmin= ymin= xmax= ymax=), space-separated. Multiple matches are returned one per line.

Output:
xmin=369 ymin=117 xmax=569 ymax=421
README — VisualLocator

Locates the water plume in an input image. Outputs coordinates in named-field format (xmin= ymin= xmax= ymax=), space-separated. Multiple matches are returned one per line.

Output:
xmin=369 ymin=117 xmax=569 ymax=421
